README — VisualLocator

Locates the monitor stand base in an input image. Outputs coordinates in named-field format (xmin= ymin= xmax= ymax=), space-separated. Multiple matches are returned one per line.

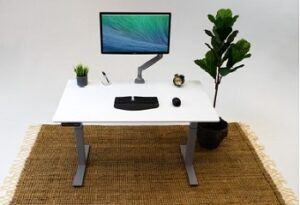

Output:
xmin=134 ymin=77 xmax=145 ymax=84
xmin=134 ymin=54 xmax=163 ymax=84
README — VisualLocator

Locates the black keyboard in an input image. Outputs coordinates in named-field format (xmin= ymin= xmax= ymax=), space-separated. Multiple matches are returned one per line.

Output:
xmin=114 ymin=96 xmax=159 ymax=111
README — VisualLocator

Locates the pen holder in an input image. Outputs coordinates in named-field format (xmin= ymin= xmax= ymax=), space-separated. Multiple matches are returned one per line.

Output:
xmin=101 ymin=80 xmax=111 ymax=86
xmin=77 ymin=76 xmax=88 ymax=87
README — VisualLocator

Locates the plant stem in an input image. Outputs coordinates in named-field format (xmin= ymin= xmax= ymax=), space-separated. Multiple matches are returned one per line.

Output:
xmin=213 ymin=71 xmax=221 ymax=108
xmin=213 ymin=81 xmax=219 ymax=108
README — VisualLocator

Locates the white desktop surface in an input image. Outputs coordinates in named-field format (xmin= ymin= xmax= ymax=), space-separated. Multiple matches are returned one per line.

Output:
xmin=53 ymin=80 xmax=219 ymax=123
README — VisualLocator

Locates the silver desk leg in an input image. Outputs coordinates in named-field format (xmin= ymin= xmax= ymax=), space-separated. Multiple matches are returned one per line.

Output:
xmin=180 ymin=122 xmax=199 ymax=186
xmin=73 ymin=124 xmax=90 ymax=187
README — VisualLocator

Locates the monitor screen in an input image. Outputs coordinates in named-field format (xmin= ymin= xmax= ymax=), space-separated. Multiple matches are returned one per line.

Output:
xmin=100 ymin=12 xmax=171 ymax=54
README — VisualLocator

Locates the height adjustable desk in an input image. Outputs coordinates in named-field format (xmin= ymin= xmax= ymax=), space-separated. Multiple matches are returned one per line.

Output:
xmin=53 ymin=80 xmax=219 ymax=187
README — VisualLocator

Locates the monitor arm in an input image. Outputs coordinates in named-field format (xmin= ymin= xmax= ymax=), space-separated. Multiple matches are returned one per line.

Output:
xmin=134 ymin=54 xmax=163 ymax=84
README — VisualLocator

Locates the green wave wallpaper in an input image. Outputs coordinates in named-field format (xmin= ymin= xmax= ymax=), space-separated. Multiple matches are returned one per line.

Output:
xmin=101 ymin=14 xmax=170 ymax=53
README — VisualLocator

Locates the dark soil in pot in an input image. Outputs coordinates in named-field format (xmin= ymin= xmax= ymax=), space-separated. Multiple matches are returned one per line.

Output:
xmin=197 ymin=117 xmax=228 ymax=149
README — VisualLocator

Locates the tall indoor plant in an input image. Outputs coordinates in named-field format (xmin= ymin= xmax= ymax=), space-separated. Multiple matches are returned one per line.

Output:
xmin=194 ymin=8 xmax=251 ymax=149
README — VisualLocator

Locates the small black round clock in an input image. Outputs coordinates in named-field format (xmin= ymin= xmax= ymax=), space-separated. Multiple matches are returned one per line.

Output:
xmin=173 ymin=74 xmax=185 ymax=87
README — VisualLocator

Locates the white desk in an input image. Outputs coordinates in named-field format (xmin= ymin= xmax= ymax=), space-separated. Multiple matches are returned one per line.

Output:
xmin=53 ymin=80 xmax=219 ymax=186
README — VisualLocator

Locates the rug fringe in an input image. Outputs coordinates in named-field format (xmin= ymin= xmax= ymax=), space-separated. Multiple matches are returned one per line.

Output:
xmin=0 ymin=125 xmax=42 ymax=205
xmin=239 ymin=123 xmax=298 ymax=205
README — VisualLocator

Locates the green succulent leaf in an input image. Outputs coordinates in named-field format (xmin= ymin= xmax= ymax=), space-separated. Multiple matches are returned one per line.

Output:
xmin=194 ymin=50 xmax=218 ymax=79
xmin=226 ymin=39 xmax=251 ymax=68
xmin=74 ymin=64 xmax=89 ymax=77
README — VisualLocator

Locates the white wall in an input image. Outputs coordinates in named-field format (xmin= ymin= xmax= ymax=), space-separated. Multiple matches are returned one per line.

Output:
xmin=0 ymin=0 xmax=298 ymax=195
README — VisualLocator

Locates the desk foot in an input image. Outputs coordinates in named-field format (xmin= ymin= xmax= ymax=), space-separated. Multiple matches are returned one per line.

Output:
xmin=180 ymin=122 xmax=199 ymax=186
xmin=180 ymin=145 xmax=198 ymax=186
xmin=73 ymin=144 xmax=90 ymax=187
xmin=73 ymin=124 xmax=89 ymax=187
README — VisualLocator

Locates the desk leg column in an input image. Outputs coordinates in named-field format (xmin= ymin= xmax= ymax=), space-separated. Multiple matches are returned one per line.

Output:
xmin=180 ymin=122 xmax=199 ymax=186
xmin=73 ymin=124 xmax=90 ymax=187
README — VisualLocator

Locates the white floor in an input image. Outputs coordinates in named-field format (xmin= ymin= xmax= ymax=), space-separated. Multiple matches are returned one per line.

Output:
xmin=0 ymin=0 xmax=298 ymax=199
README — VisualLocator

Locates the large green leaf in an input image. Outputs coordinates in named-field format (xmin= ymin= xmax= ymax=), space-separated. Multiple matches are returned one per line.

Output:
xmin=219 ymin=64 xmax=244 ymax=76
xmin=216 ymin=9 xmax=232 ymax=19
xmin=194 ymin=50 xmax=218 ymax=79
xmin=211 ymin=36 xmax=221 ymax=52
xmin=215 ymin=27 xmax=232 ymax=41
xmin=207 ymin=14 xmax=215 ymax=23
xmin=226 ymin=30 xmax=239 ymax=44
xmin=232 ymin=15 xmax=239 ymax=23
xmin=219 ymin=67 xmax=231 ymax=76
xmin=226 ymin=39 xmax=251 ymax=68
xmin=214 ymin=9 xmax=237 ymax=29
xmin=205 ymin=30 xmax=214 ymax=37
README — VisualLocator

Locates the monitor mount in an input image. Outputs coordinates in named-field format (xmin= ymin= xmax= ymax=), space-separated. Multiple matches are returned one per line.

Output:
xmin=134 ymin=54 xmax=163 ymax=84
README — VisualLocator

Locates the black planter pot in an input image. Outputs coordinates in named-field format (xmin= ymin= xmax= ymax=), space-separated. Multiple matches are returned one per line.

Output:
xmin=77 ymin=76 xmax=88 ymax=87
xmin=197 ymin=117 xmax=228 ymax=149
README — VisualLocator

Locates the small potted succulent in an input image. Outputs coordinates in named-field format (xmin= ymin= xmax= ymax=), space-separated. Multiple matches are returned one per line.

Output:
xmin=74 ymin=64 xmax=89 ymax=87
xmin=194 ymin=8 xmax=251 ymax=149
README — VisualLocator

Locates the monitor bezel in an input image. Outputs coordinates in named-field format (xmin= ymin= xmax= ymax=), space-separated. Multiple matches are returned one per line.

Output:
xmin=99 ymin=12 xmax=171 ymax=54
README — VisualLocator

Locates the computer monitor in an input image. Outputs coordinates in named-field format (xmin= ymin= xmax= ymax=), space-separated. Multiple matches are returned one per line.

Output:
xmin=99 ymin=12 xmax=171 ymax=83
xmin=100 ymin=12 xmax=171 ymax=54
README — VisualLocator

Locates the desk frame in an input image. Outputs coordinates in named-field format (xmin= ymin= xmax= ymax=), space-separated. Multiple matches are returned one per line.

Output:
xmin=63 ymin=122 xmax=199 ymax=187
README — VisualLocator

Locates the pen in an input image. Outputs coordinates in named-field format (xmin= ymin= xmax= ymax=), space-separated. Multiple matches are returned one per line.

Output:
xmin=101 ymin=71 xmax=110 ymax=84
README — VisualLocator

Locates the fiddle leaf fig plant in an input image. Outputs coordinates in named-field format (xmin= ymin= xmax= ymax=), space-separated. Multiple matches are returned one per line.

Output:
xmin=195 ymin=9 xmax=251 ymax=107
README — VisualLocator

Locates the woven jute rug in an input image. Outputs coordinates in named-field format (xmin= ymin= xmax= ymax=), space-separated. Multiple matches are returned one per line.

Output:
xmin=0 ymin=123 xmax=297 ymax=204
